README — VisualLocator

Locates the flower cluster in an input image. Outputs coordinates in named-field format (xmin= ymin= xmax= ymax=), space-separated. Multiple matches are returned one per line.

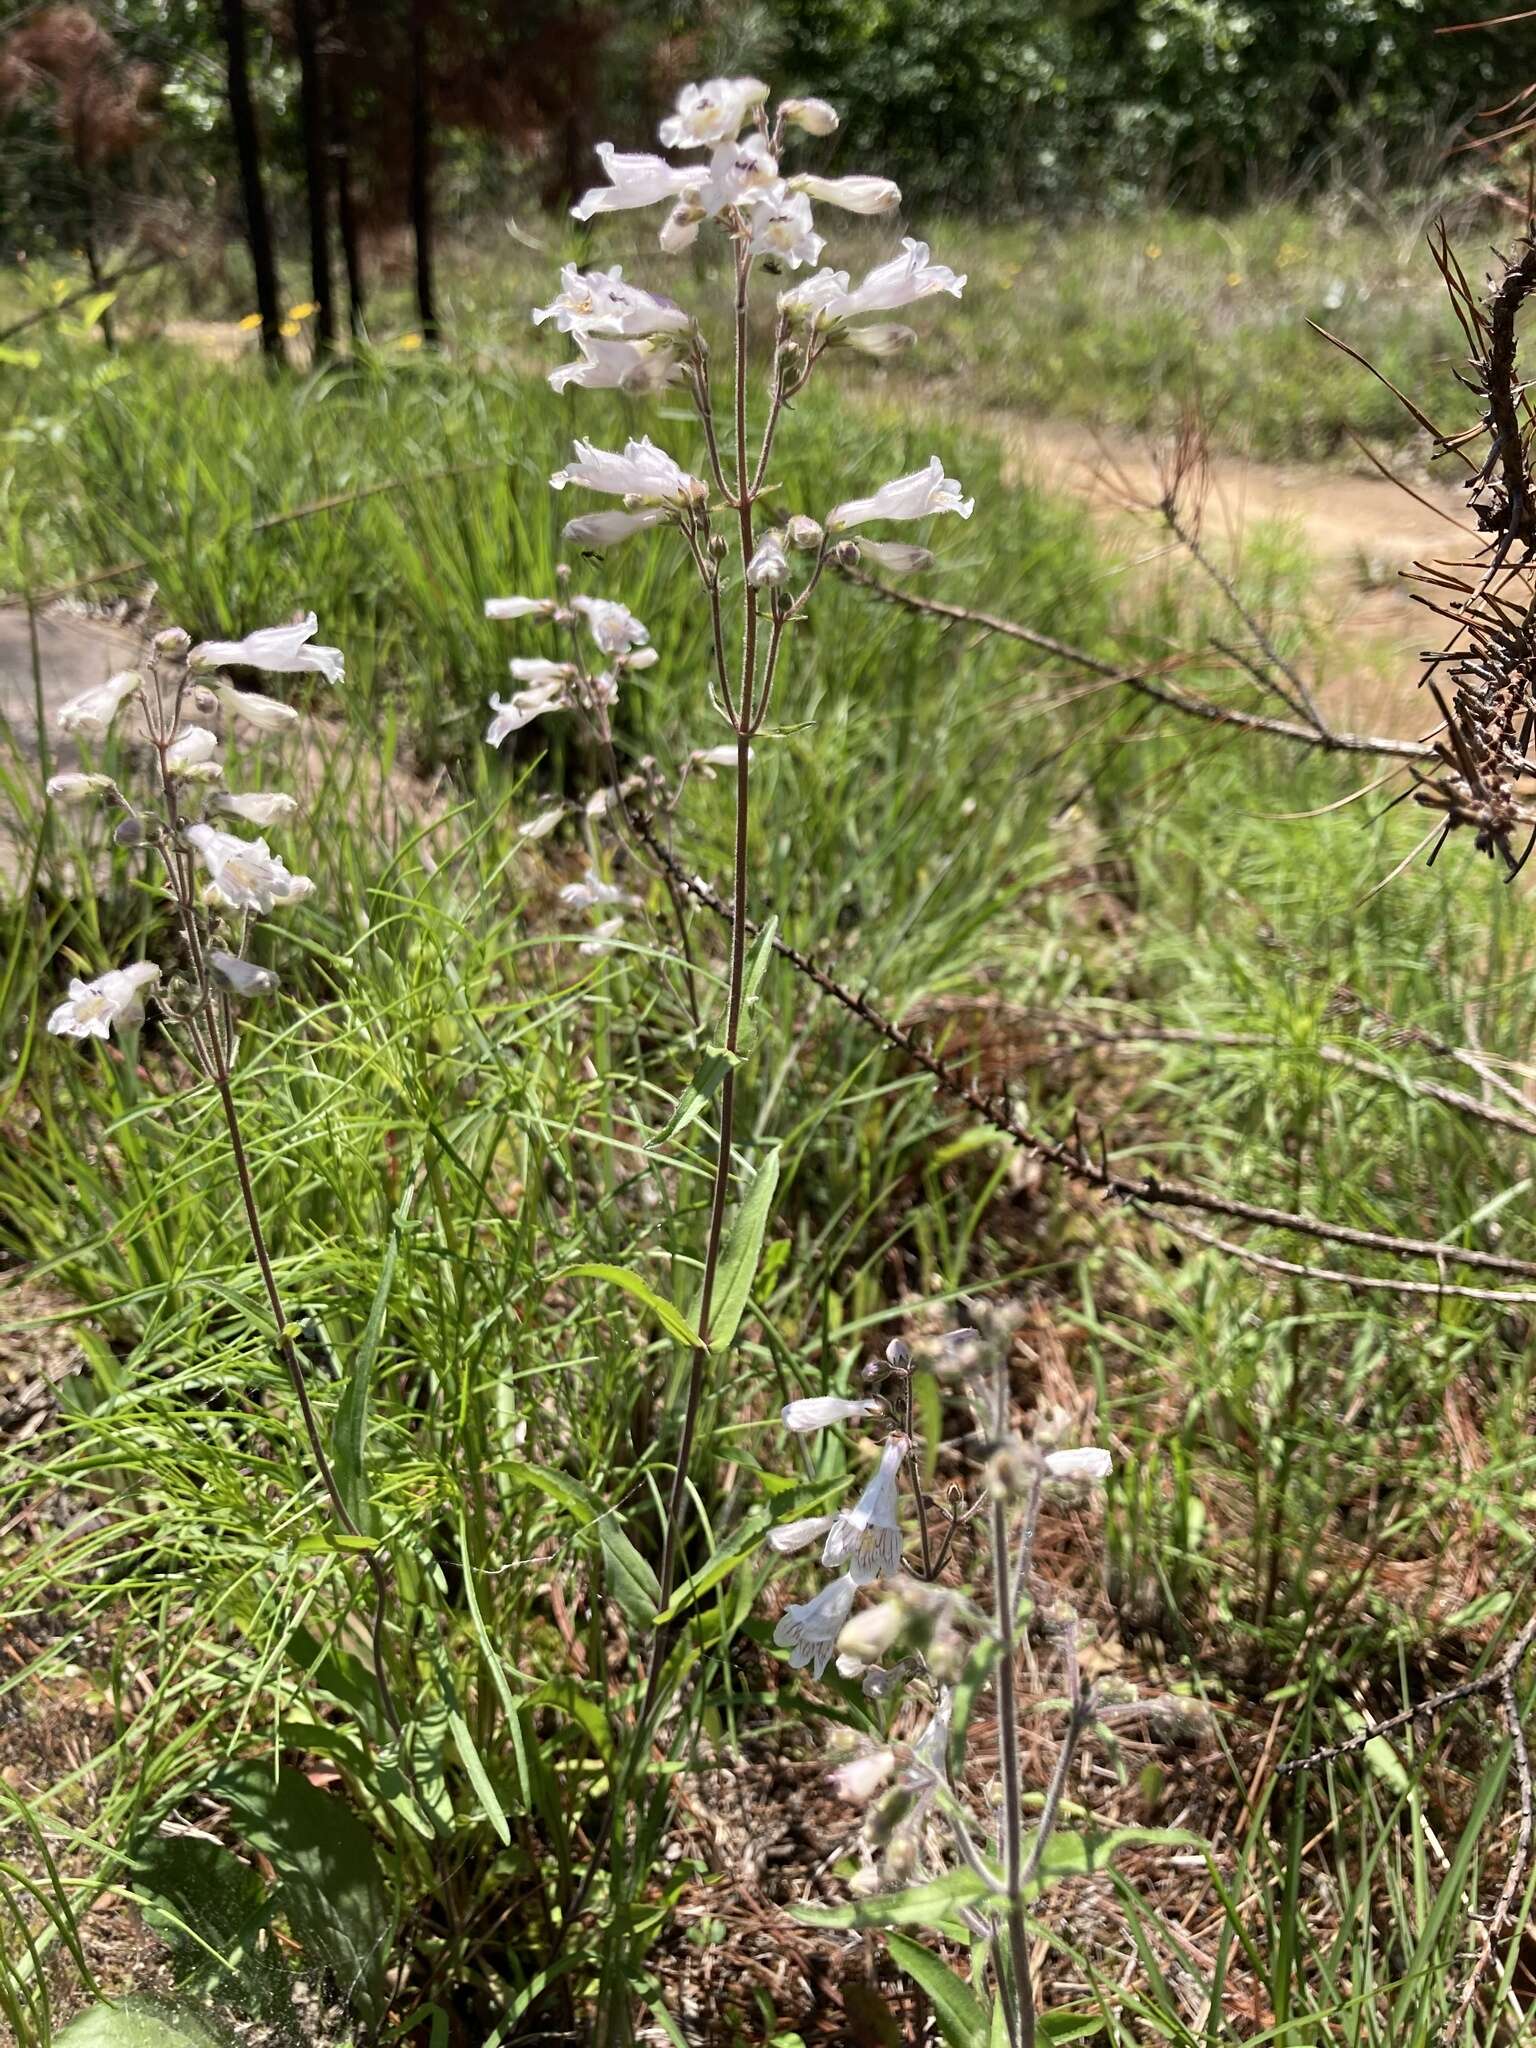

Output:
xmin=44 ymin=615 xmax=338 ymax=1055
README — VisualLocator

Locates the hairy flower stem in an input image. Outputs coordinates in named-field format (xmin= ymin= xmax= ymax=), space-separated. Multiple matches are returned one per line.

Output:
xmin=639 ymin=240 xmax=759 ymax=1727
xmin=991 ymin=1488 xmax=1038 ymax=2048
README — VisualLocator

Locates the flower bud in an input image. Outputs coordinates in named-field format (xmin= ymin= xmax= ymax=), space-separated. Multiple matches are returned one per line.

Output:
xmin=786 ymin=515 xmax=823 ymax=552
xmin=190 ymin=686 xmax=220 ymax=716
xmin=779 ymin=96 xmax=839 ymax=136
xmin=708 ymin=534 xmax=729 ymax=561
xmin=885 ymin=1337 xmax=911 ymax=1371
xmin=837 ymin=1594 xmax=906 ymax=1665
xmin=114 ymin=815 xmax=149 ymax=847
xmin=746 ymin=533 xmax=790 ymax=588
xmin=831 ymin=540 xmax=860 ymax=571
xmin=153 ymin=626 xmax=191 ymax=656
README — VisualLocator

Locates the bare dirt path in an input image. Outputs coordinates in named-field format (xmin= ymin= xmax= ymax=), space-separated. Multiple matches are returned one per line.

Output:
xmin=978 ymin=412 xmax=1475 ymax=738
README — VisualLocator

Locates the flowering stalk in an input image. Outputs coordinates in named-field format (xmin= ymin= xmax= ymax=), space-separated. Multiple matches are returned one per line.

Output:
xmin=45 ymin=617 xmax=409 ymax=1765
xmin=494 ymin=77 xmax=975 ymax=1742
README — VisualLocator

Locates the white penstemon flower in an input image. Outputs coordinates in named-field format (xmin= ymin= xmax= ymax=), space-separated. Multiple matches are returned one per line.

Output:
xmin=828 ymin=457 xmax=974 ymax=532
xmin=658 ymin=75 xmax=769 ymax=150
xmin=56 ymin=670 xmax=142 ymax=739
xmin=773 ymin=1571 xmax=858 ymax=1678
xmin=570 ymin=596 xmax=649 ymax=656
xmin=47 ymin=961 xmax=160 ymax=1040
xmin=823 ymin=1434 xmax=910 ymax=1583
xmin=550 ymin=436 xmax=705 ymax=507
xmin=190 ymin=612 xmax=344 ymax=684
xmin=186 ymin=823 xmax=311 ymax=916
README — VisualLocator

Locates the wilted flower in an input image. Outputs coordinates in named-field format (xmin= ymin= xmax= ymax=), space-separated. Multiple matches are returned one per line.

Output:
xmin=659 ymin=75 xmax=769 ymax=150
xmin=46 ymin=772 xmax=114 ymax=803
xmin=562 ymin=508 xmax=671 ymax=550
xmin=164 ymin=725 xmax=220 ymax=774
xmin=839 ymin=324 xmax=917 ymax=359
xmin=185 ymin=823 xmax=306 ymax=916
xmin=208 ymin=948 xmax=279 ymax=998
xmin=47 ymin=961 xmax=160 ymax=1040
xmin=781 ymin=1395 xmax=884 ymax=1433
xmin=535 ymin=264 xmax=692 ymax=340
xmin=571 ymin=595 xmax=649 ymax=655
xmin=570 ymin=144 xmax=693 ymax=221
xmin=484 ymin=595 xmax=558 ymax=621
xmin=747 ymin=188 xmax=824 ymax=269
xmin=550 ymin=436 xmax=705 ymax=507
xmin=824 ymin=1436 xmax=909 ymax=1583
xmin=778 ymin=95 xmax=839 ymax=136
xmin=1044 ymin=1446 xmax=1113 ymax=1482
xmin=828 ymin=457 xmax=973 ymax=532
xmin=746 ymin=532 xmax=790 ymax=587
xmin=56 ymin=670 xmax=142 ymax=738
xmin=190 ymin=613 xmax=343 ymax=684
xmin=773 ymin=1571 xmax=858 ymax=1678
xmin=766 ymin=1513 xmax=836 ymax=1555
xmin=215 ymin=683 xmax=300 ymax=733
xmin=214 ymin=791 xmax=299 ymax=827
xmin=787 ymin=172 xmax=900 ymax=215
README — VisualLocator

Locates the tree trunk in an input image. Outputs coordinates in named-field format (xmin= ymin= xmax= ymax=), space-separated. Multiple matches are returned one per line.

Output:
xmin=408 ymin=0 xmax=437 ymax=345
xmin=219 ymin=0 xmax=285 ymax=361
xmin=332 ymin=70 xmax=366 ymax=335
xmin=291 ymin=0 xmax=335 ymax=356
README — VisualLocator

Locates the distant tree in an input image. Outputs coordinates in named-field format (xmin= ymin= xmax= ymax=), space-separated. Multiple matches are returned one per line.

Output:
xmin=290 ymin=0 xmax=335 ymax=353
xmin=0 ymin=5 xmax=158 ymax=346
xmin=218 ymin=0 xmax=285 ymax=360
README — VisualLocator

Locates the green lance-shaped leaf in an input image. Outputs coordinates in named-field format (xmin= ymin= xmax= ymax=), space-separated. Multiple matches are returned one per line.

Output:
xmin=696 ymin=1145 xmax=781 ymax=1353
xmin=56 ymin=2002 xmax=229 ymax=2048
xmin=565 ymin=1261 xmax=703 ymax=1349
xmin=885 ymin=1932 xmax=990 ymax=2046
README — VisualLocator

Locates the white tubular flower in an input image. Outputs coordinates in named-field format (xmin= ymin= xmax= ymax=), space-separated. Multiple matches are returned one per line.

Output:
xmin=534 ymin=264 xmax=692 ymax=340
xmin=782 ymin=1395 xmax=884 ymax=1434
xmin=659 ymin=75 xmax=769 ymax=149
xmin=746 ymin=187 xmax=824 ymax=269
xmin=839 ymin=239 xmax=966 ymax=318
xmin=777 ymin=266 xmax=851 ymax=325
xmin=562 ymin=508 xmax=671 ymax=550
xmin=571 ymin=595 xmax=648 ymax=655
xmin=559 ymin=866 xmax=639 ymax=911
xmin=56 ymin=670 xmax=142 ymax=738
xmin=830 ymin=1750 xmax=896 ymax=1803
xmin=190 ymin=613 xmax=343 ymax=684
xmin=767 ymin=1513 xmax=836 ymax=1555
xmin=828 ymin=457 xmax=973 ymax=532
xmin=1044 ymin=1446 xmax=1113 ymax=1482
xmin=571 ymin=144 xmax=693 ymax=221
xmin=788 ymin=172 xmax=900 ymax=214
xmin=773 ymin=1572 xmax=858 ymax=1678
xmin=550 ymin=435 xmax=705 ymax=507
xmin=685 ymin=133 xmax=780 ymax=217
xmin=215 ymin=683 xmax=301 ymax=733
xmin=619 ymin=645 xmax=659 ymax=670
xmin=47 ymin=961 xmax=159 ymax=1040
xmin=518 ymin=805 xmax=566 ymax=841
xmin=46 ymin=772 xmax=114 ymax=803
xmin=509 ymin=657 xmax=575 ymax=686
xmin=823 ymin=1435 xmax=908 ymax=1583
xmin=484 ymin=595 xmax=558 ymax=621
xmin=692 ymin=743 xmax=753 ymax=770
xmin=208 ymin=948 xmax=279 ymax=998
xmin=778 ymin=96 xmax=839 ymax=136
xmin=840 ymin=323 xmax=917 ymax=358
xmin=485 ymin=682 xmax=568 ymax=746
xmin=855 ymin=540 xmax=934 ymax=574
xmin=164 ymin=725 xmax=220 ymax=774
xmin=215 ymin=791 xmax=299 ymax=827
xmin=185 ymin=823 xmax=302 ymax=916
xmin=578 ymin=915 xmax=627 ymax=956
xmin=270 ymin=872 xmax=315 ymax=906
xmin=548 ymin=332 xmax=684 ymax=397
xmin=746 ymin=532 xmax=790 ymax=587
